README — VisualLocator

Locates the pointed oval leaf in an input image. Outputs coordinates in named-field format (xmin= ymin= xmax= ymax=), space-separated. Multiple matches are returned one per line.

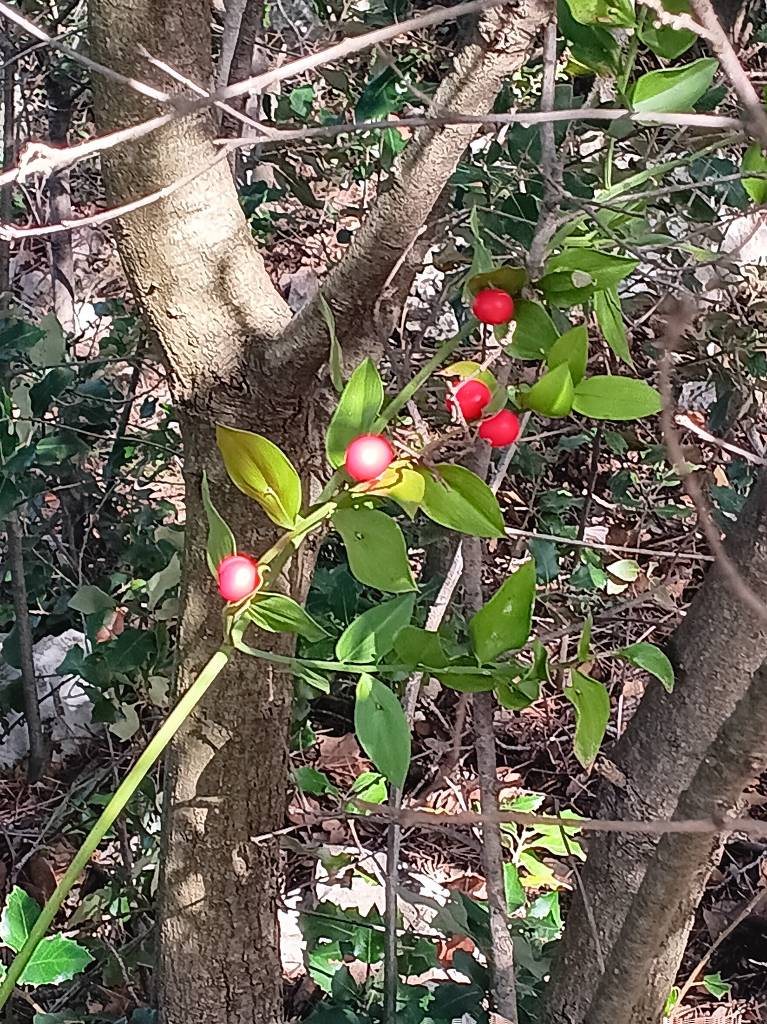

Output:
xmin=632 ymin=57 xmax=718 ymax=113
xmin=419 ymin=464 xmax=504 ymax=538
xmin=249 ymin=593 xmax=328 ymax=642
xmin=546 ymin=325 xmax=589 ymax=385
xmin=564 ymin=669 xmax=610 ymax=767
xmin=393 ymin=625 xmax=448 ymax=669
xmin=572 ymin=375 xmax=661 ymax=420
xmin=594 ymin=287 xmax=633 ymax=367
xmin=438 ymin=360 xmax=497 ymax=390
xmin=505 ymin=300 xmax=559 ymax=360
xmin=618 ymin=641 xmax=675 ymax=692
xmin=336 ymin=594 xmax=416 ymax=664
xmin=333 ymin=507 xmax=416 ymax=593
xmin=522 ymin=363 xmax=575 ymax=418
xmin=354 ymin=674 xmax=411 ymax=787
xmin=742 ymin=143 xmax=767 ymax=205
xmin=216 ymin=425 xmax=302 ymax=528
xmin=436 ymin=662 xmax=497 ymax=692
xmin=326 ymin=358 xmax=384 ymax=468
xmin=201 ymin=471 xmax=237 ymax=576
xmin=68 ymin=585 xmax=116 ymax=615
xmin=466 ymin=266 xmax=528 ymax=297
xmin=639 ymin=0 xmax=696 ymax=60
xmin=469 ymin=559 xmax=536 ymax=663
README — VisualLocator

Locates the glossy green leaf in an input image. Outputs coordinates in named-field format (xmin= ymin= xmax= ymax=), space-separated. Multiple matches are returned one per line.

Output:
xmin=294 ymin=766 xmax=339 ymax=796
xmin=504 ymin=863 xmax=526 ymax=912
xmin=336 ymin=594 xmax=416 ymax=664
xmin=632 ymin=57 xmax=718 ymax=113
xmin=325 ymin=358 xmax=384 ymax=468
xmin=466 ymin=266 xmax=528 ymax=298
xmin=540 ymin=250 xmax=638 ymax=306
xmin=0 ymin=887 xmax=92 ymax=987
xmin=638 ymin=0 xmax=696 ymax=59
xmin=369 ymin=465 xmax=425 ymax=519
xmin=419 ymin=464 xmax=504 ymax=538
xmin=564 ymin=670 xmax=610 ymax=767
xmin=522 ymin=363 xmax=575 ymax=418
xmin=354 ymin=674 xmax=411 ymax=787
xmin=702 ymin=973 xmax=731 ymax=999
xmin=355 ymin=62 xmax=403 ymax=121
xmin=439 ymin=360 xmax=497 ymax=390
xmin=1 ymin=886 xmax=40 ymax=951
xmin=618 ymin=641 xmax=675 ymax=692
xmin=564 ymin=0 xmax=635 ymax=26
xmin=393 ymin=625 xmax=448 ymax=669
xmin=217 ymin=425 xmax=302 ymax=528
xmin=594 ymin=287 xmax=633 ymax=366
xmin=559 ymin=0 xmax=621 ymax=74
xmin=68 ymin=584 xmax=116 ymax=615
xmin=577 ymin=615 xmax=593 ymax=663
xmin=463 ymin=207 xmax=495 ymax=300
xmin=201 ymin=471 xmax=237 ymax=576
xmin=29 ymin=367 xmax=76 ymax=416
xmin=319 ymin=294 xmax=343 ymax=393
xmin=469 ymin=559 xmax=536 ymax=663
xmin=436 ymin=659 xmax=497 ymax=692
xmin=572 ymin=375 xmax=661 ymax=420
xmin=742 ymin=143 xmax=767 ymax=205
xmin=546 ymin=325 xmax=588 ymax=385
xmin=333 ymin=507 xmax=416 ymax=593
xmin=249 ymin=593 xmax=327 ymax=642
xmin=505 ymin=299 xmax=559 ymax=360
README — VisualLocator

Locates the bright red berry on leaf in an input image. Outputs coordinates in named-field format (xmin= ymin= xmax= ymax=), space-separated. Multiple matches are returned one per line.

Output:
xmin=345 ymin=434 xmax=395 ymax=482
xmin=446 ymin=378 xmax=492 ymax=422
xmin=479 ymin=409 xmax=521 ymax=448
xmin=472 ymin=288 xmax=514 ymax=326
xmin=217 ymin=554 xmax=260 ymax=602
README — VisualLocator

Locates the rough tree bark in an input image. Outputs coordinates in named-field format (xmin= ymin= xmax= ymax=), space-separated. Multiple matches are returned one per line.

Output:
xmin=544 ymin=467 xmax=767 ymax=1024
xmin=88 ymin=0 xmax=547 ymax=1021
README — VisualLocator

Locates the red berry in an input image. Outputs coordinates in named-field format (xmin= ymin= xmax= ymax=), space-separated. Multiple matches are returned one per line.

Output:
xmin=445 ymin=378 xmax=492 ymax=422
xmin=217 ymin=554 xmax=260 ymax=602
xmin=472 ymin=288 xmax=514 ymax=325
xmin=345 ymin=434 xmax=395 ymax=482
xmin=479 ymin=409 xmax=521 ymax=448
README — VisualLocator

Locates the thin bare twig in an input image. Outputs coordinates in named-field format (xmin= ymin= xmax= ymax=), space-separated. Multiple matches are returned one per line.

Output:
xmin=527 ymin=16 xmax=562 ymax=276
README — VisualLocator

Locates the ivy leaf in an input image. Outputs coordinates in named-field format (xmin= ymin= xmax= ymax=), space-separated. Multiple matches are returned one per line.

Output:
xmin=702 ymin=972 xmax=731 ymax=999
xmin=419 ymin=464 xmax=504 ymax=538
xmin=1 ymin=886 xmax=40 ymax=951
xmin=333 ymin=507 xmax=416 ymax=593
xmin=249 ymin=593 xmax=328 ymax=642
xmin=19 ymin=934 xmax=94 ymax=988
xmin=632 ymin=57 xmax=718 ymax=114
xmin=325 ymin=358 xmax=384 ymax=468
xmin=505 ymin=299 xmax=559 ymax=360
xmin=618 ymin=641 xmax=675 ymax=692
xmin=594 ymin=288 xmax=633 ymax=367
xmin=564 ymin=670 xmax=610 ymax=768
xmin=469 ymin=559 xmax=536 ymax=663
xmin=216 ymin=425 xmax=302 ymax=529
xmin=572 ymin=376 xmax=661 ymax=420
xmin=521 ymin=363 xmax=575 ymax=418
xmin=336 ymin=594 xmax=416 ymax=664
xmin=201 ymin=471 xmax=236 ymax=576
xmin=354 ymin=674 xmax=411 ymax=788
xmin=742 ymin=143 xmax=767 ymax=205
xmin=546 ymin=325 xmax=589 ymax=385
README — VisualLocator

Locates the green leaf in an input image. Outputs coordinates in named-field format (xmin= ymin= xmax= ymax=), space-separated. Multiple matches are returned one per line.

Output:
xmin=466 ymin=266 xmax=528 ymax=298
xmin=67 ymin=585 xmax=116 ymax=615
xmin=333 ymin=507 xmax=416 ymax=593
xmin=0 ymin=476 xmax=20 ymax=518
xmin=504 ymin=863 xmax=526 ymax=912
xmin=336 ymin=594 xmax=416 ymax=664
xmin=522 ymin=363 xmax=575 ymax=418
xmin=594 ymin=287 xmax=633 ymax=367
xmin=577 ymin=614 xmax=593 ymax=662
xmin=201 ymin=471 xmax=237 ymax=576
xmin=1 ymin=886 xmax=41 ymax=951
xmin=29 ymin=367 xmax=76 ymax=416
xmin=559 ymin=0 xmax=621 ymax=74
xmin=463 ymin=207 xmax=495 ymax=300
xmin=564 ymin=670 xmax=610 ymax=767
xmin=102 ymin=628 xmax=155 ymax=671
xmin=439 ymin=360 xmax=497 ymax=390
xmin=638 ymin=0 xmax=696 ymax=59
xmin=436 ymin=660 xmax=498 ymax=692
xmin=369 ymin=464 xmax=425 ymax=518
xmin=355 ymin=62 xmax=402 ymax=121
xmin=572 ymin=375 xmax=661 ymax=420
xmin=216 ymin=425 xmax=302 ymax=529
xmin=393 ymin=625 xmax=448 ymax=669
xmin=249 ymin=593 xmax=328 ymax=642
xmin=419 ymin=464 xmax=505 ymax=538
xmin=505 ymin=299 xmax=559 ymax=360
xmin=702 ymin=972 xmax=731 ymax=999
xmin=294 ymin=766 xmax=339 ymax=796
xmin=28 ymin=314 xmax=65 ymax=367
xmin=540 ymin=250 xmax=638 ymax=306
xmin=564 ymin=0 xmax=635 ymax=26
xmin=632 ymin=57 xmax=718 ymax=113
xmin=325 ymin=358 xmax=384 ymax=468
xmin=288 ymin=84 xmax=314 ymax=117
xmin=318 ymin=294 xmax=344 ymax=393
xmin=742 ymin=143 xmax=767 ymax=205
xmin=469 ymin=560 xmax=536 ymax=663
xmin=354 ymin=674 xmax=411 ymax=787
xmin=546 ymin=325 xmax=588 ymax=385
xmin=618 ymin=641 xmax=675 ymax=692
xmin=146 ymin=554 xmax=182 ymax=610
xmin=20 ymin=934 xmax=93 ymax=988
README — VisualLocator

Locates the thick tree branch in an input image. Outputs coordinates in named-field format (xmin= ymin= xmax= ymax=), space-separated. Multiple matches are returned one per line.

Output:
xmin=270 ymin=0 xmax=551 ymax=382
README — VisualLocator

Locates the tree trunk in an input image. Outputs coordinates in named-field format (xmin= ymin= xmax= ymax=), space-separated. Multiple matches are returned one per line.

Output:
xmin=544 ymin=468 xmax=767 ymax=1024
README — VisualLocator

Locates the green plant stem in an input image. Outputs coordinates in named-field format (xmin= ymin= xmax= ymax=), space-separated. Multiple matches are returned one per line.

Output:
xmin=0 ymin=645 xmax=232 ymax=1011
xmin=259 ymin=499 xmax=338 ymax=570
